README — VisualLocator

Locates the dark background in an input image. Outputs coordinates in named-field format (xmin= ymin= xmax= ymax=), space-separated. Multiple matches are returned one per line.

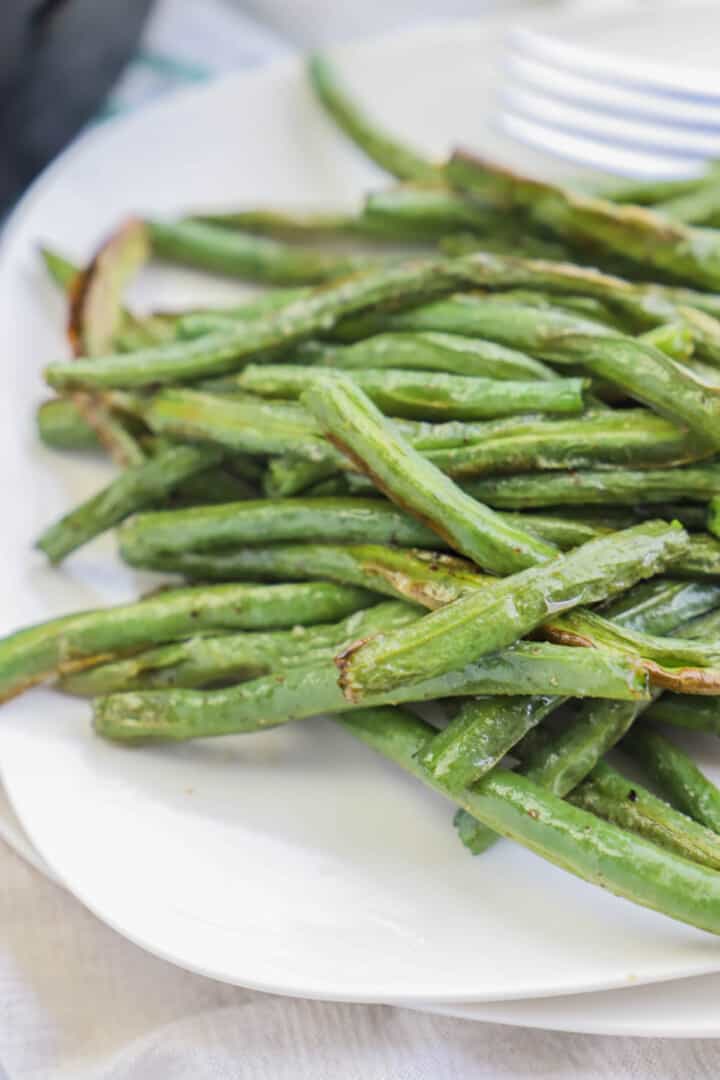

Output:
xmin=1 ymin=0 xmax=154 ymax=213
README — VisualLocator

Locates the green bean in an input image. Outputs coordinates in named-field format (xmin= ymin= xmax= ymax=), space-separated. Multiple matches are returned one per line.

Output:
xmin=140 ymin=389 xmax=335 ymax=462
xmin=456 ymin=700 xmax=659 ymax=858
xmin=338 ymin=706 xmax=720 ymax=936
xmin=333 ymin=291 xmax=608 ymax=342
xmin=333 ymin=250 xmax=720 ymax=353
xmin=513 ymin=518 xmax=720 ymax=584
xmin=622 ymin=726 xmax=720 ymax=835
xmin=659 ymin=599 xmax=720 ymax=640
xmin=263 ymin=457 xmax=338 ymax=498
xmin=524 ymin=504 xmax=710 ymax=532
xmin=39 ymin=246 xmax=79 ymax=291
xmin=419 ymin=694 xmax=561 ymax=790
xmin=0 ymin=582 xmax=375 ymax=703
xmin=148 ymin=219 xmax=378 ymax=285
xmin=111 ymin=311 xmax=181 ymax=351
xmin=174 ymin=297 xmax=312 ymax=340
xmin=336 ymin=295 xmax=720 ymax=448
xmin=489 ymin=511 xmax=610 ymax=549
xmin=191 ymin=208 xmax=400 ymax=241
xmin=336 ymin=520 xmax=688 ymax=701
xmin=263 ymin=414 xmax=587 ymax=497
xmin=36 ymin=398 xmax=102 ymax=451
xmin=707 ymin=497 xmax=720 ymax=542
xmin=645 ymin=695 xmax=720 ymax=735
xmin=532 ymin=335 xmax=720 ymax=452
xmin=447 ymin=151 xmax=720 ymax=289
xmin=615 ymin=604 xmax=720 ymax=737
xmin=123 ymin=542 xmax=489 ymax=607
xmin=464 ymin=464 xmax=720 ymax=509
xmin=500 ymin=511 xmax=717 ymax=555
xmin=363 ymin=186 xmax=520 ymax=236
xmin=420 ymin=577 xmax=720 ymax=795
xmin=523 ymin=566 xmax=720 ymax=779
xmin=424 ymin=410 xmax=710 ymax=476
xmin=70 ymin=219 xmax=149 ymax=356
xmin=303 ymin=474 xmax=359 ymax=496
xmin=456 ymin=581 xmax=720 ymax=854
xmin=170 ymin=465 xmax=257 ymax=505
xmin=119 ymin=496 xmax=442 ymax=564
xmin=540 ymin=607 xmax=720 ymax=694
xmin=302 ymin=377 xmax=559 ymax=572
xmin=670 ymin=534 xmax=720 ymax=581
xmin=640 ymin=321 xmax=695 ymax=363
xmin=175 ymin=288 xmax=311 ymax=338
xmin=302 ymin=331 xmax=558 ymax=381
xmin=441 ymin=250 xmax=720 ymax=366
xmin=36 ymin=443 xmax=224 ymax=563
xmin=568 ymin=760 xmax=720 ymax=871
xmin=60 ymin=599 xmax=419 ymax=695
xmin=440 ymin=228 xmax=582 ymax=263
xmin=92 ymin=640 xmax=649 ymax=742
xmin=600 ymin=175 xmax=709 ymax=206
xmin=45 ymin=256 xmax=469 ymax=390
xmin=476 ymin=287 xmax=634 ymax=331
xmin=657 ymin=178 xmax=720 ymax=226
xmin=68 ymin=394 xmax=145 ymax=468
xmin=600 ymin=580 xmax=720 ymax=636
xmin=307 ymin=54 xmax=437 ymax=182
xmin=60 ymin=222 xmax=153 ymax=466
xmin=268 ymin=412 xmax=650 ymax=498
xmin=242 ymin=364 xmax=588 ymax=420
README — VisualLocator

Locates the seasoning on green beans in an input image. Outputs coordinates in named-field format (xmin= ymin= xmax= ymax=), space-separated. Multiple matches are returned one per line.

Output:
xmin=337 ymin=520 xmax=688 ymax=701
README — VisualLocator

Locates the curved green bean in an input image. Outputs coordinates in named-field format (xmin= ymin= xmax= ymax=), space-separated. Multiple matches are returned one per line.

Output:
xmin=568 ymin=760 xmax=720 ymax=871
xmin=37 ymin=398 xmax=102 ymax=451
xmin=302 ymin=331 xmax=557 ymax=381
xmin=447 ymin=151 xmax=720 ymax=290
xmin=36 ymin=443 xmax=223 ymax=563
xmin=60 ymin=599 xmax=419 ymax=695
xmin=119 ymin=542 xmax=489 ymax=608
xmin=0 ymin=581 xmax=375 ymax=702
xmin=307 ymin=54 xmax=438 ymax=182
xmin=45 ymin=256 xmax=467 ymax=389
xmin=302 ymin=376 xmax=559 ymax=573
xmin=242 ymin=364 xmax=588 ymax=420
xmin=623 ymin=726 xmax=720 ymax=835
xmin=464 ymin=465 xmax=720 ymax=509
xmin=148 ymin=219 xmax=378 ymax=285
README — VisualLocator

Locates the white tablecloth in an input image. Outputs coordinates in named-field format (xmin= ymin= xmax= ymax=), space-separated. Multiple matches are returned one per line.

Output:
xmin=3 ymin=1 xmax=719 ymax=1076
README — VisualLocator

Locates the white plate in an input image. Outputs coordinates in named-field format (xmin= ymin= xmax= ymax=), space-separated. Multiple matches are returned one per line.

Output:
xmin=2 ymin=6 xmax=720 ymax=1005
xmin=414 ymin=971 xmax=720 ymax=1038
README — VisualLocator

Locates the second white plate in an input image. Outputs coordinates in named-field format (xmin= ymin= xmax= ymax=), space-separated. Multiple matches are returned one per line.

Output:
xmin=414 ymin=972 xmax=720 ymax=1039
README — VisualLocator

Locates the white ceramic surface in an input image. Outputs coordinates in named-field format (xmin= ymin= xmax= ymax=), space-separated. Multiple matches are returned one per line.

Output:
xmin=2 ymin=7 xmax=720 ymax=1006
xmin=415 ymin=972 xmax=720 ymax=1039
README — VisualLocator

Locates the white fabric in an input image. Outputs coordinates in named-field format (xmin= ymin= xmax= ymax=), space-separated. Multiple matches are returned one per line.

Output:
xmin=3 ymin=1 xmax=717 ymax=1076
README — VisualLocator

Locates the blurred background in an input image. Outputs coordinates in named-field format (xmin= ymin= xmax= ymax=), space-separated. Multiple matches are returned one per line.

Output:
xmin=2 ymin=0 xmax=609 ymax=214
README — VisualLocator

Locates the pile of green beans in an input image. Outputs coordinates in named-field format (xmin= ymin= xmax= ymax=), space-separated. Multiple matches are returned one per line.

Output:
xmin=11 ymin=52 xmax=720 ymax=938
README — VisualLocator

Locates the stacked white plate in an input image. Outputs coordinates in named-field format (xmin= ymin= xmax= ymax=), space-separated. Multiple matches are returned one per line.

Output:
xmin=2 ymin=2 xmax=720 ymax=1037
